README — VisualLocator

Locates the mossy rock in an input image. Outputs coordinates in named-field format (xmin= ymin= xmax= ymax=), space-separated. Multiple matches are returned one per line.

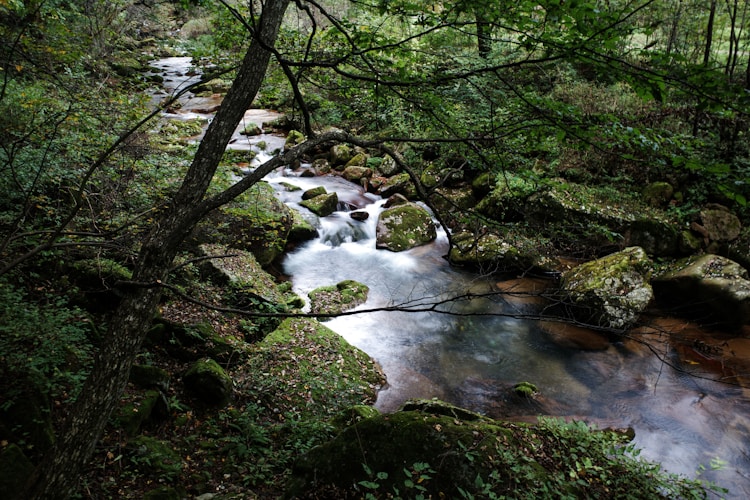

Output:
xmin=375 ymin=202 xmax=436 ymax=252
xmin=309 ymin=280 xmax=369 ymax=315
xmin=113 ymin=389 xmax=168 ymax=436
xmin=331 ymin=405 xmax=380 ymax=429
xmin=0 ymin=444 xmax=34 ymax=499
xmin=330 ymin=144 xmax=353 ymax=167
xmin=241 ymin=318 xmax=385 ymax=419
xmin=379 ymin=172 xmax=416 ymax=199
xmin=129 ymin=364 xmax=170 ymax=390
xmin=344 ymin=152 xmax=368 ymax=169
xmin=285 ymin=130 xmax=305 ymax=149
xmin=448 ymin=230 xmax=556 ymax=274
xmin=342 ymin=165 xmax=373 ymax=183
xmin=240 ymin=122 xmax=262 ymax=136
xmin=129 ymin=436 xmax=182 ymax=478
xmin=560 ymin=246 xmax=653 ymax=330
xmin=300 ymin=192 xmax=339 ymax=217
xmin=287 ymin=403 xmax=516 ymax=498
xmin=183 ymin=358 xmax=233 ymax=407
xmin=288 ymin=209 xmax=319 ymax=243
xmin=652 ymin=254 xmax=750 ymax=330
xmin=288 ymin=401 xmax=695 ymax=499
xmin=642 ymin=181 xmax=674 ymax=207
xmin=301 ymin=186 xmax=327 ymax=200
xmin=194 ymin=181 xmax=293 ymax=265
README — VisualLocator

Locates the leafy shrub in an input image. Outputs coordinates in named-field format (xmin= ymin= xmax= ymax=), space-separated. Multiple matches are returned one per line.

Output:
xmin=0 ymin=280 xmax=95 ymax=407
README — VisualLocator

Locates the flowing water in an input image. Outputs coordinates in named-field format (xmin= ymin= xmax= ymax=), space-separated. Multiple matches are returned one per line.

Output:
xmin=151 ymin=57 xmax=750 ymax=497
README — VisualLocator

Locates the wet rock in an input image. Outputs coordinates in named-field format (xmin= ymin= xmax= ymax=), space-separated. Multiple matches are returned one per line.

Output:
xmin=652 ymin=254 xmax=750 ymax=330
xmin=288 ymin=209 xmax=319 ymax=243
xmin=375 ymin=202 xmax=436 ymax=252
xmin=728 ymin=228 xmax=750 ymax=270
xmin=183 ymin=358 xmax=233 ymax=407
xmin=301 ymin=186 xmax=327 ymax=200
xmin=300 ymin=192 xmax=339 ymax=217
xmin=560 ymin=247 xmax=653 ymax=330
xmin=309 ymin=280 xmax=369 ymax=315
xmin=350 ymin=210 xmax=369 ymax=221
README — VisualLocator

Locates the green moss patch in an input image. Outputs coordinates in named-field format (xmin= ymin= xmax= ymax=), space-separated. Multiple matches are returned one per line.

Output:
xmin=237 ymin=318 xmax=384 ymax=419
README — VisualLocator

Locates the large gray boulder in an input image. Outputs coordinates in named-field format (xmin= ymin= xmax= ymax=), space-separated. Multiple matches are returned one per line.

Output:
xmin=375 ymin=202 xmax=436 ymax=252
xmin=652 ymin=254 xmax=750 ymax=330
xmin=560 ymin=246 xmax=653 ymax=330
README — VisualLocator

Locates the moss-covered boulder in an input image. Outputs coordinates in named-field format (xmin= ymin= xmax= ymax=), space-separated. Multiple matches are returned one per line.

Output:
xmin=300 ymin=192 xmax=339 ymax=217
xmin=183 ymin=358 xmax=233 ymax=407
xmin=652 ymin=254 xmax=750 ymax=330
xmin=128 ymin=436 xmax=182 ymax=479
xmin=288 ymin=208 xmax=319 ymax=243
xmin=0 ymin=444 xmax=34 ymax=499
xmin=240 ymin=318 xmax=385 ymax=419
xmin=193 ymin=181 xmax=293 ymax=266
xmin=113 ymin=389 xmax=169 ymax=436
xmin=477 ymin=175 xmax=684 ymax=257
xmin=642 ymin=181 xmax=674 ymax=207
xmin=129 ymin=364 xmax=170 ymax=390
xmin=309 ymin=280 xmax=369 ymax=315
xmin=560 ymin=246 xmax=653 ymax=330
xmin=330 ymin=144 xmax=353 ymax=167
xmin=375 ymin=202 xmax=436 ymax=252
xmin=342 ymin=165 xmax=373 ymax=184
xmin=146 ymin=316 xmax=249 ymax=365
xmin=285 ymin=130 xmax=305 ymax=150
xmin=301 ymin=186 xmax=327 ymax=200
xmin=343 ymin=152 xmax=368 ymax=169
xmin=376 ymin=155 xmax=400 ymax=176
xmin=287 ymin=400 xmax=689 ymax=499
xmin=379 ymin=172 xmax=416 ymax=199
xmin=448 ymin=231 xmax=557 ymax=274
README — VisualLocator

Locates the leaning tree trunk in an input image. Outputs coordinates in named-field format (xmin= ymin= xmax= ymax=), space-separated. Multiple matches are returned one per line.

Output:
xmin=23 ymin=1 xmax=291 ymax=498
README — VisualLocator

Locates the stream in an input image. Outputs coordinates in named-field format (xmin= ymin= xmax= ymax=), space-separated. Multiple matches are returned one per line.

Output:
xmin=152 ymin=57 xmax=750 ymax=497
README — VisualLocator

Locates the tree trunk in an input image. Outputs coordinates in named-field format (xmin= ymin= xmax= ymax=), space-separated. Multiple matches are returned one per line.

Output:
xmin=22 ymin=1 xmax=291 ymax=498
xmin=703 ymin=0 xmax=717 ymax=67
xmin=475 ymin=9 xmax=492 ymax=58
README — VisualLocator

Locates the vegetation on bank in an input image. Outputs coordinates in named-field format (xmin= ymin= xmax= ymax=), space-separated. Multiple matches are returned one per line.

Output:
xmin=1 ymin=0 xmax=748 ymax=497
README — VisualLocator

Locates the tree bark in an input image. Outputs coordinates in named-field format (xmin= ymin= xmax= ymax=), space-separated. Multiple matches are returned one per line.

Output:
xmin=23 ymin=1 xmax=291 ymax=498
xmin=703 ymin=0 xmax=717 ymax=67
